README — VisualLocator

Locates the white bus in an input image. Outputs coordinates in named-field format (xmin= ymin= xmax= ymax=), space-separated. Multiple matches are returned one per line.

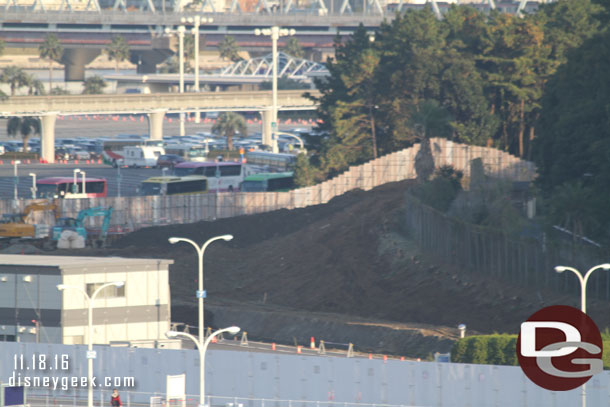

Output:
xmin=164 ymin=143 xmax=208 ymax=162
xmin=173 ymin=161 xmax=249 ymax=192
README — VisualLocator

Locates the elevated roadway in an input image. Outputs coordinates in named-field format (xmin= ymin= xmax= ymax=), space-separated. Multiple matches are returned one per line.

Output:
xmin=0 ymin=89 xmax=320 ymax=163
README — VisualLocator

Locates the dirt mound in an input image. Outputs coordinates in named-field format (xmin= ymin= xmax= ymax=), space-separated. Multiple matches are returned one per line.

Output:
xmin=56 ymin=180 xmax=606 ymax=356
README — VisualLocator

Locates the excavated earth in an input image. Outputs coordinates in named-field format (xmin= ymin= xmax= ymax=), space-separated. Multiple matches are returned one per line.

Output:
xmin=42 ymin=180 xmax=610 ymax=358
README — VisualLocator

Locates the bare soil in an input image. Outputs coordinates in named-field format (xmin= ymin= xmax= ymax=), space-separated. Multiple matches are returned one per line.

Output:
xmin=48 ymin=180 xmax=610 ymax=357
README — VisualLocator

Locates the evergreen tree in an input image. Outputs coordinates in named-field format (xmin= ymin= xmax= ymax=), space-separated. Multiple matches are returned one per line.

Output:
xmin=283 ymin=37 xmax=305 ymax=59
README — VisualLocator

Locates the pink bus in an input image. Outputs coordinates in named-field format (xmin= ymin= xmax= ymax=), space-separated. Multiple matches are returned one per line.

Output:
xmin=36 ymin=177 xmax=108 ymax=199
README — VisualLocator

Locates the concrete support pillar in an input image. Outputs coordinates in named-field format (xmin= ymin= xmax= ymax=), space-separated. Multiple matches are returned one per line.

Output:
xmin=148 ymin=109 xmax=167 ymax=140
xmin=61 ymin=49 xmax=101 ymax=81
xmin=261 ymin=109 xmax=273 ymax=149
xmin=40 ymin=113 xmax=57 ymax=164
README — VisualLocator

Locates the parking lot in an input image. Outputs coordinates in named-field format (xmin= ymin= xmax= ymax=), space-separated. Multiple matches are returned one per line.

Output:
xmin=0 ymin=162 xmax=166 ymax=198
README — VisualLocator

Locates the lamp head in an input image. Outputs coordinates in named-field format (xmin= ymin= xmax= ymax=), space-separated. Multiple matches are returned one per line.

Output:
xmin=254 ymin=28 xmax=261 ymax=36
xmin=29 ymin=173 xmax=35 ymax=177
xmin=168 ymin=237 xmax=180 ymax=244
xmin=221 ymin=234 xmax=233 ymax=241
xmin=207 ymin=18 xmax=214 ymax=23
xmin=15 ymin=160 xmax=21 ymax=165
xmin=226 ymin=326 xmax=240 ymax=335
xmin=165 ymin=330 xmax=179 ymax=339
xmin=601 ymin=264 xmax=610 ymax=271
xmin=56 ymin=284 xmax=66 ymax=291
xmin=113 ymin=281 xmax=125 ymax=287
xmin=164 ymin=27 xmax=171 ymax=34
xmin=74 ymin=168 xmax=80 ymax=173
xmin=555 ymin=266 xmax=567 ymax=273
xmin=289 ymin=29 xmax=296 ymax=36
xmin=458 ymin=324 xmax=466 ymax=331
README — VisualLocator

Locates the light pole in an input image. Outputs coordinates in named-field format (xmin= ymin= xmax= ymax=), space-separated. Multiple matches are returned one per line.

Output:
xmin=553 ymin=263 xmax=610 ymax=407
xmin=274 ymin=131 xmax=305 ymax=152
xmin=73 ymin=168 xmax=81 ymax=194
xmin=117 ymin=165 xmax=122 ymax=198
xmin=254 ymin=27 xmax=296 ymax=153
xmin=165 ymin=25 xmax=187 ymax=137
xmin=29 ymin=173 xmax=37 ymax=199
xmin=554 ymin=264 xmax=610 ymax=315
xmin=166 ymin=326 xmax=240 ymax=407
xmin=181 ymin=16 xmax=213 ymax=124
xmin=167 ymin=235 xmax=233 ymax=352
xmin=57 ymin=281 xmax=125 ymax=407
xmin=13 ymin=160 xmax=21 ymax=202
xmin=80 ymin=171 xmax=86 ymax=196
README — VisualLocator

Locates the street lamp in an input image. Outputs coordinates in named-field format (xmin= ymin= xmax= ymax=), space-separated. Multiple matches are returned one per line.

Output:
xmin=80 ymin=171 xmax=86 ymax=196
xmin=165 ymin=25 xmax=187 ymax=137
xmin=181 ymin=16 xmax=214 ymax=124
xmin=274 ymin=131 xmax=305 ymax=152
xmin=254 ymin=27 xmax=296 ymax=153
xmin=13 ymin=160 xmax=21 ymax=202
xmin=167 ymin=235 xmax=233 ymax=352
xmin=166 ymin=326 xmax=240 ymax=407
xmin=73 ymin=168 xmax=81 ymax=194
xmin=57 ymin=281 xmax=125 ymax=407
xmin=554 ymin=264 xmax=610 ymax=314
xmin=553 ymin=263 xmax=610 ymax=407
xmin=29 ymin=173 xmax=37 ymax=199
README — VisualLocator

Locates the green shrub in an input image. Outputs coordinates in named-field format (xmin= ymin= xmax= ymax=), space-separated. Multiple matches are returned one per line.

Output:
xmin=452 ymin=334 xmax=517 ymax=365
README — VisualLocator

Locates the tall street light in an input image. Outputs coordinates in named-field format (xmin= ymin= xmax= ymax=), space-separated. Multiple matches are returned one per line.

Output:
xmin=165 ymin=25 xmax=187 ymax=137
xmin=80 ymin=171 xmax=87 ymax=196
xmin=553 ymin=263 xmax=610 ymax=407
xmin=73 ymin=168 xmax=81 ymax=194
xmin=57 ymin=281 xmax=125 ymax=407
xmin=166 ymin=326 xmax=240 ymax=407
xmin=13 ymin=160 xmax=21 ymax=202
xmin=29 ymin=173 xmax=37 ymax=199
xmin=181 ymin=16 xmax=213 ymax=124
xmin=254 ymin=27 xmax=296 ymax=153
xmin=554 ymin=264 xmax=610 ymax=314
xmin=168 ymin=235 xmax=233 ymax=351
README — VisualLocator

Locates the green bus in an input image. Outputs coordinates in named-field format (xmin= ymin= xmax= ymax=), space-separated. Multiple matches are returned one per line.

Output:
xmin=240 ymin=172 xmax=294 ymax=192
xmin=140 ymin=175 xmax=208 ymax=196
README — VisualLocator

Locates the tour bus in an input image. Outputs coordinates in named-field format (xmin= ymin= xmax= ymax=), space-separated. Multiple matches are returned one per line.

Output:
xmin=140 ymin=176 xmax=208 ymax=196
xmin=173 ymin=161 xmax=248 ymax=192
xmin=241 ymin=172 xmax=295 ymax=192
xmin=164 ymin=143 xmax=208 ymax=162
xmin=245 ymin=151 xmax=297 ymax=171
xmin=37 ymin=177 xmax=108 ymax=199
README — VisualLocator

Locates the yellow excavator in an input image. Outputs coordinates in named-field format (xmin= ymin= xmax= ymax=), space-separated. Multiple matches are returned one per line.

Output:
xmin=0 ymin=200 xmax=60 ymax=238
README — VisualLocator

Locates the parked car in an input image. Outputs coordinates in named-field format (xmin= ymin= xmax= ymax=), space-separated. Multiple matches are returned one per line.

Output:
xmin=71 ymin=149 xmax=91 ymax=160
xmin=156 ymin=154 xmax=186 ymax=168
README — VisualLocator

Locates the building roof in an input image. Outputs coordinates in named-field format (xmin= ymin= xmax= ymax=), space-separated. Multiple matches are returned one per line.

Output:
xmin=0 ymin=255 xmax=173 ymax=275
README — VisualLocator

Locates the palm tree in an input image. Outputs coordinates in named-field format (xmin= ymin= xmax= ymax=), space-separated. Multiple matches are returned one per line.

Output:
xmin=38 ymin=34 xmax=64 ymax=93
xmin=410 ymin=100 xmax=452 ymax=183
xmin=7 ymin=117 xmax=41 ymax=152
xmin=1 ymin=66 xmax=33 ymax=96
xmin=212 ymin=112 xmax=247 ymax=150
xmin=82 ymin=75 xmax=107 ymax=94
xmin=105 ymin=36 xmax=130 ymax=73
xmin=218 ymin=36 xmax=241 ymax=62
xmin=283 ymin=37 xmax=304 ymax=59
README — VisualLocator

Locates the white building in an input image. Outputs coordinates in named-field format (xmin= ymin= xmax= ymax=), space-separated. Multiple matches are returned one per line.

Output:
xmin=0 ymin=255 xmax=172 ymax=345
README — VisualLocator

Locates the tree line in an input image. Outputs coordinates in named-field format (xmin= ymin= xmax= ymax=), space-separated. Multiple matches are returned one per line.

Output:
xmin=299 ymin=0 xmax=603 ymax=183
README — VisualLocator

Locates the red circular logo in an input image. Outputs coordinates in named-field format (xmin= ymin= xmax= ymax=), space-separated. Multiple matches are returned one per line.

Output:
xmin=517 ymin=305 xmax=603 ymax=391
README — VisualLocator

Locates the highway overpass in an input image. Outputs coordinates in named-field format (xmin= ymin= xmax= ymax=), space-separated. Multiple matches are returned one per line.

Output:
xmin=0 ymin=89 xmax=320 ymax=163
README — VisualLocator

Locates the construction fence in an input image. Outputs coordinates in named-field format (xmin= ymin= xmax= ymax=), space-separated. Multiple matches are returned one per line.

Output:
xmin=404 ymin=193 xmax=610 ymax=301
xmin=0 ymin=138 xmax=537 ymax=232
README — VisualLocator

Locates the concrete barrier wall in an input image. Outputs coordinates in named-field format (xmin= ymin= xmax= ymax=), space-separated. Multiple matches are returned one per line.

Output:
xmin=0 ymin=139 xmax=536 ymax=231
xmin=0 ymin=341 xmax=601 ymax=407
